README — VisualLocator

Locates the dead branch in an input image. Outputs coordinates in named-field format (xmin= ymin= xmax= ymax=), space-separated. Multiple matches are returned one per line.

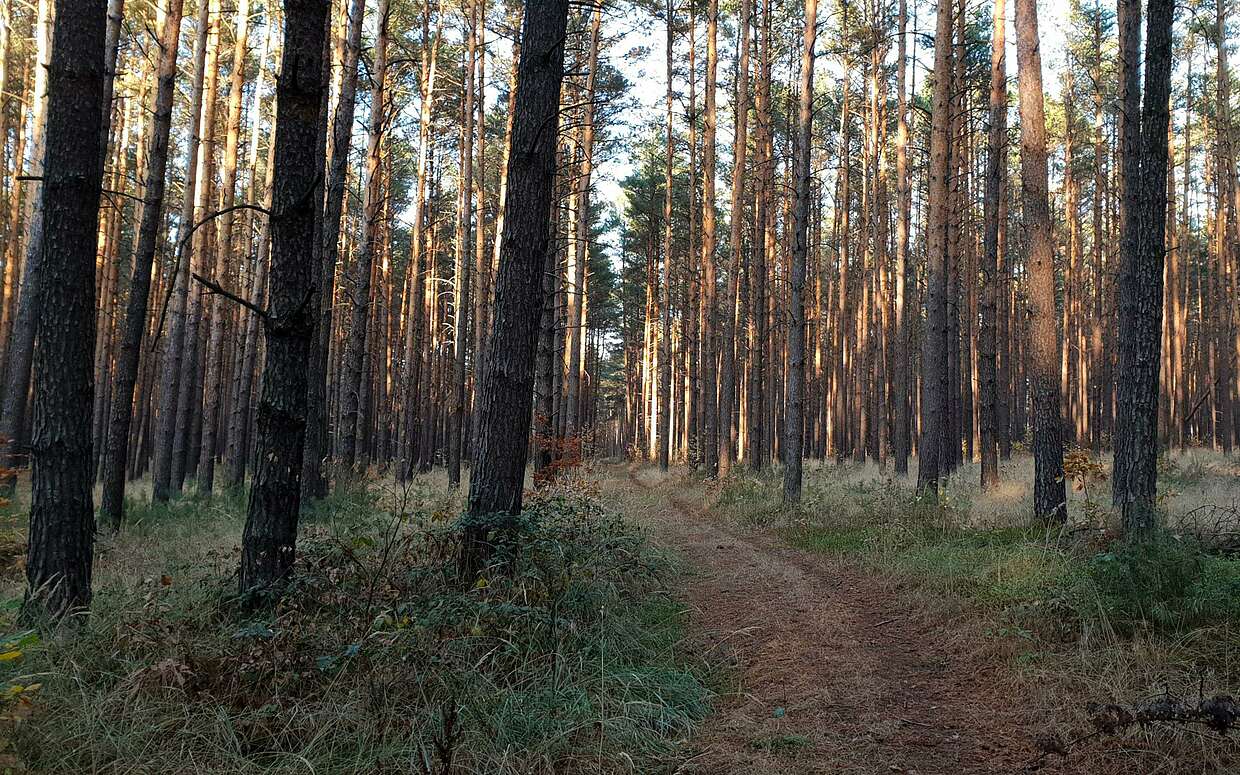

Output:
xmin=191 ymin=272 xmax=268 ymax=320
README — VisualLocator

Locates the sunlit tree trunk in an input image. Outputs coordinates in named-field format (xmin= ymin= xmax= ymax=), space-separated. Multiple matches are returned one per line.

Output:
xmin=1014 ymin=0 xmax=1066 ymax=523
xmin=337 ymin=0 xmax=390 ymax=474
xmin=915 ymin=0 xmax=954 ymax=494
xmin=448 ymin=0 xmax=477 ymax=488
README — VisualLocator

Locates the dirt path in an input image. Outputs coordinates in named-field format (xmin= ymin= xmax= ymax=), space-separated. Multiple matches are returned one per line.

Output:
xmin=622 ymin=469 xmax=1067 ymax=775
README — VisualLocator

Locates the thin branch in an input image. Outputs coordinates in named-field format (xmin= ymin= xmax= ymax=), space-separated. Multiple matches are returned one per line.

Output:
xmin=192 ymin=272 xmax=269 ymax=320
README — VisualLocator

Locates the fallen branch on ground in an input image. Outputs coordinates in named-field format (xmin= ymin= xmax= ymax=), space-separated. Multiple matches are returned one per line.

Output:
xmin=1027 ymin=691 xmax=1238 ymax=770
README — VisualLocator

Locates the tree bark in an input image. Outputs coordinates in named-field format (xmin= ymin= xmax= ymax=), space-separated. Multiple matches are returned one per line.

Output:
xmin=199 ymin=0 xmax=251 ymax=495
xmin=1014 ymin=0 xmax=1066 ymax=523
xmin=239 ymin=0 xmax=330 ymax=598
xmin=719 ymin=0 xmax=750 ymax=477
xmin=979 ymin=0 xmax=1005 ymax=490
xmin=782 ymin=0 xmax=816 ymax=504
xmin=699 ymin=0 xmax=719 ymax=477
xmin=337 ymin=0 xmax=390 ymax=474
xmin=462 ymin=0 xmax=571 ymax=576
xmin=100 ymin=0 xmax=186 ymax=530
xmin=448 ymin=0 xmax=477 ymax=488
xmin=22 ymin=0 xmax=109 ymax=622
xmin=1113 ymin=0 xmax=1174 ymax=531
xmin=915 ymin=0 xmax=954 ymax=494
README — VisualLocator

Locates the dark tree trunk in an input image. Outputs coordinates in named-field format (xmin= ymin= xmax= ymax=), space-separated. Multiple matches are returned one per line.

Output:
xmin=239 ymin=0 xmax=331 ymax=597
xmin=22 ymin=0 xmax=109 ymax=622
xmin=1014 ymin=0 xmax=1066 ymax=523
xmin=1113 ymin=0 xmax=1175 ymax=531
xmin=461 ymin=0 xmax=571 ymax=576
xmin=336 ymin=0 xmax=389 ymax=475
xmin=100 ymin=0 xmax=186 ymax=530
xmin=979 ymin=0 xmax=1005 ymax=491
xmin=782 ymin=0 xmax=816 ymax=504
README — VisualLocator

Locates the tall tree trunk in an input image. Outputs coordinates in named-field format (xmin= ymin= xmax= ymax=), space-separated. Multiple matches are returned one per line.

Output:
xmin=448 ymin=0 xmax=477 ymax=488
xmin=100 ymin=0 xmax=186 ymax=529
xmin=782 ymin=0 xmax=816 ymax=504
xmin=399 ymin=4 xmax=442 ymax=479
xmin=657 ymin=0 xmax=675 ymax=472
xmin=1113 ymin=0 xmax=1174 ymax=531
xmin=302 ymin=0 xmax=366 ymax=495
xmin=337 ymin=0 xmax=390 ymax=474
xmin=1014 ymin=0 xmax=1066 ymax=523
xmin=699 ymin=0 xmax=719 ymax=477
xmin=226 ymin=10 xmax=280 ymax=490
xmin=172 ymin=0 xmax=222 ymax=492
xmin=892 ymin=0 xmax=911 ymax=476
xmin=22 ymin=0 xmax=109 ymax=622
xmin=461 ymin=0 xmax=571 ymax=576
xmin=152 ymin=0 xmax=211 ymax=502
xmin=719 ymin=0 xmax=750 ymax=477
xmin=239 ymin=0 xmax=330 ymax=597
xmin=915 ymin=0 xmax=954 ymax=494
xmin=563 ymin=3 xmax=602 ymax=441
xmin=199 ymin=0 xmax=251 ymax=495
xmin=0 ymin=0 xmax=52 ymax=494
xmin=979 ymin=0 xmax=1005 ymax=490
xmin=747 ymin=0 xmax=771 ymax=472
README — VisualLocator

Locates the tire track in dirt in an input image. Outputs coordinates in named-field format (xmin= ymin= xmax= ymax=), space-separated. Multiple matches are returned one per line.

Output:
xmin=623 ymin=468 xmax=1067 ymax=775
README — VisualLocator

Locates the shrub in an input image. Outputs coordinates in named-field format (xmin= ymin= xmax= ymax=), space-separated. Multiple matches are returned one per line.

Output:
xmin=1080 ymin=532 xmax=1240 ymax=634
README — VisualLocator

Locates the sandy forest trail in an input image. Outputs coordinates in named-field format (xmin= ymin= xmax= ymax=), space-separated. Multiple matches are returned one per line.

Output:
xmin=622 ymin=468 xmax=1069 ymax=775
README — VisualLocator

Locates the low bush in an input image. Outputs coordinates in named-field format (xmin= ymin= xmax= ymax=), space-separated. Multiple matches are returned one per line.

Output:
xmin=0 ymin=479 xmax=710 ymax=773
xmin=1079 ymin=531 xmax=1240 ymax=635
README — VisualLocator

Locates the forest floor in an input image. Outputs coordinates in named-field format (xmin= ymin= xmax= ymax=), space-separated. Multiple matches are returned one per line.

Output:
xmin=619 ymin=467 xmax=1036 ymax=774
xmin=0 ymin=455 xmax=1237 ymax=773
xmin=608 ymin=458 xmax=1240 ymax=774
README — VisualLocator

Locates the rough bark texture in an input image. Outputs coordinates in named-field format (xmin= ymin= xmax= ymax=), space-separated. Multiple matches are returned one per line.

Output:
xmin=1014 ymin=0 xmax=1066 ymax=523
xmin=1113 ymin=0 xmax=1174 ymax=531
xmin=23 ymin=0 xmax=109 ymax=622
xmin=462 ymin=0 xmax=571 ymax=575
xmin=100 ymin=0 xmax=185 ymax=529
xmin=657 ymin=0 xmax=675 ymax=472
xmin=239 ymin=0 xmax=330 ymax=597
xmin=783 ymin=0 xmax=816 ymax=504
xmin=699 ymin=0 xmax=719 ymax=477
xmin=979 ymin=0 xmax=1005 ymax=491
xmin=915 ymin=0 xmax=955 ymax=494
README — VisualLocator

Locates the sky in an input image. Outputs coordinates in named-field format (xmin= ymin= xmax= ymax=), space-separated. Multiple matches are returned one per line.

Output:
xmin=593 ymin=0 xmax=1074 ymax=227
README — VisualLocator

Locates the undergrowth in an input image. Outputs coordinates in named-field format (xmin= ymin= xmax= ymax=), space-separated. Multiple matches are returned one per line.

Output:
xmin=0 ymin=477 xmax=710 ymax=773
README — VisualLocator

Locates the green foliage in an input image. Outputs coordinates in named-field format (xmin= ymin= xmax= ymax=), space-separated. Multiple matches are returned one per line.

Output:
xmin=0 ymin=482 xmax=710 ymax=773
xmin=1080 ymin=533 xmax=1240 ymax=634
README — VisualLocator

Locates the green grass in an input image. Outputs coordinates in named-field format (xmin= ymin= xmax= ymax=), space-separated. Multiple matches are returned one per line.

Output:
xmin=0 ymin=477 xmax=712 ymax=774
xmin=788 ymin=520 xmax=1078 ymax=607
